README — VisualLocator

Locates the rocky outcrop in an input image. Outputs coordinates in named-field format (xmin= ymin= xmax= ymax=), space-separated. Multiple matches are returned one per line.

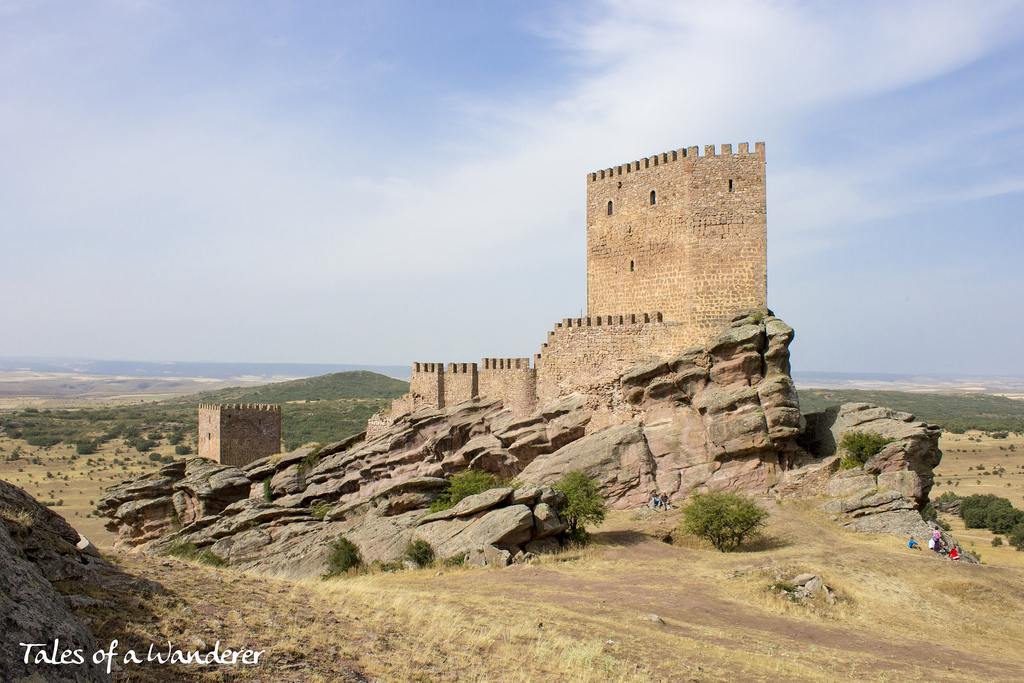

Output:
xmin=131 ymin=474 xmax=572 ymax=576
xmin=1 ymin=478 xmax=137 ymax=682
xmin=105 ymin=313 xmax=805 ymax=556
xmin=520 ymin=313 xmax=803 ymax=505
xmin=800 ymin=403 xmax=974 ymax=559
xmin=101 ymin=311 xmax=968 ymax=571
xmin=803 ymin=402 xmax=941 ymax=508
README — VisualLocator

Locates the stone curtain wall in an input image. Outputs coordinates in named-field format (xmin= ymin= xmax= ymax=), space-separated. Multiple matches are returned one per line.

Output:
xmin=366 ymin=410 xmax=393 ymax=440
xmin=444 ymin=363 xmax=479 ymax=407
xmin=198 ymin=404 xmax=282 ymax=467
xmin=586 ymin=142 xmax=766 ymax=339
xmin=479 ymin=358 xmax=537 ymax=415
xmin=534 ymin=313 xmax=707 ymax=401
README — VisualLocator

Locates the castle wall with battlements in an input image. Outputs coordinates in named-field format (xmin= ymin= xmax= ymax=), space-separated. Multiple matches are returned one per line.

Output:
xmin=533 ymin=313 xmax=702 ymax=401
xmin=198 ymin=403 xmax=281 ymax=467
xmin=479 ymin=358 xmax=537 ymax=415
xmin=444 ymin=363 xmax=479 ymax=408
xmin=586 ymin=143 xmax=766 ymax=341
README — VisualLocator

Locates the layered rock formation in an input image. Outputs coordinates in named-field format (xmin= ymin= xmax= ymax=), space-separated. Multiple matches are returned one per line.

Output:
xmin=1 ymin=478 xmax=143 ymax=683
xmin=101 ymin=312 xmax=963 ymax=574
xmin=797 ymin=403 xmax=975 ymax=561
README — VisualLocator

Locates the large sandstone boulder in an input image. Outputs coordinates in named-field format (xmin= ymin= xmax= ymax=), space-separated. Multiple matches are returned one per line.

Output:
xmin=518 ymin=423 xmax=656 ymax=507
xmin=805 ymin=402 xmax=941 ymax=508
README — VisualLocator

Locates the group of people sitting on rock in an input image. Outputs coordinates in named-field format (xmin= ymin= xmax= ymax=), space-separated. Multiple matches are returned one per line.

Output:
xmin=649 ymin=492 xmax=673 ymax=510
xmin=908 ymin=529 xmax=961 ymax=561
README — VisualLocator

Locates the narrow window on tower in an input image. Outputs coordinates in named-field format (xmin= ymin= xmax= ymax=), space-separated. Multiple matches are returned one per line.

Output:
xmin=650 ymin=190 xmax=656 ymax=205
xmin=607 ymin=200 xmax=613 ymax=215
xmin=728 ymin=179 xmax=734 ymax=192
xmin=630 ymin=260 xmax=635 ymax=272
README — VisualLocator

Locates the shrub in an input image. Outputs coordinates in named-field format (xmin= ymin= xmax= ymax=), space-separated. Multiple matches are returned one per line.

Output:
xmin=174 ymin=444 xmax=192 ymax=456
xmin=1009 ymin=524 xmax=1024 ymax=551
xmin=403 ymin=539 xmax=435 ymax=568
xmin=322 ymin=535 xmax=363 ymax=578
xmin=167 ymin=430 xmax=184 ymax=445
xmin=75 ymin=439 xmax=97 ymax=455
xmin=310 ymin=500 xmax=333 ymax=520
xmin=838 ymin=431 xmax=893 ymax=469
xmin=262 ymin=478 xmax=273 ymax=503
xmin=993 ymin=536 xmax=1004 ymax=547
xmin=442 ymin=554 xmax=466 ymax=567
xmin=680 ymin=491 xmax=769 ymax=552
xmin=163 ymin=540 xmax=225 ymax=567
xmin=554 ymin=470 xmax=607 ymax=542
xmin=149 ymin=452 xmax=163 ymax=462
xmin=430 ymin=470 xmax=503 ymax=512
xmin=959 ymin=494 xmax=1024 ymax=535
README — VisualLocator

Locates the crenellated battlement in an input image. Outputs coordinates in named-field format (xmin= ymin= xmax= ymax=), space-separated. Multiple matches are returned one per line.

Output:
xmin=481 ymin=357 xmax=532 ymax=370
xmin=199 ymin=403 xmax=281 ymax=412
xmin=588 ymin=142 xmax=764 ymax=182
xmin=447 ymin=362 xmax=478 ymax=373
xmin=412 ymin=362 xmax=444 ymax=373
xmin=555 ymin=312 xmax=664 ymax=329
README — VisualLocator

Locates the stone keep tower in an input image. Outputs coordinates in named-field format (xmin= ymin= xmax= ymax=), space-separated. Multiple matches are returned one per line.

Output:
xmin=198 ymin=403 xmax=281 ymax=467
xmin=586 ymin=143 xmax=767 ymax=336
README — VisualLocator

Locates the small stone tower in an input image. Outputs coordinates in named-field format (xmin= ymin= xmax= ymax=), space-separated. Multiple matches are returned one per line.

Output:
xmin=198 ymin=403 xmax=281 ymax=467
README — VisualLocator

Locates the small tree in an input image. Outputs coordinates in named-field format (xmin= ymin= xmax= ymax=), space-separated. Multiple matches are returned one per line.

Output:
xmin=322 ymin=535 xmax=363 ymax=579
xmin=554 ymin=470 xmax=606 ymax=542
xmin=680 ymin=491 xmax=768 ymax=552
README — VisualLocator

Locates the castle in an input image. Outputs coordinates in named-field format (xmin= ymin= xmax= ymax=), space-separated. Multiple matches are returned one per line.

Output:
xmin=198 ymin=403 xmax=281 ymax=466
xmin=369 ymin=141 xmax=767 ymax=437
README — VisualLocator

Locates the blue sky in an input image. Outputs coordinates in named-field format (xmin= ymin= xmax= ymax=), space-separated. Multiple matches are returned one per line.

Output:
xmin=2 ymin=0 xmax=1023 ymax=376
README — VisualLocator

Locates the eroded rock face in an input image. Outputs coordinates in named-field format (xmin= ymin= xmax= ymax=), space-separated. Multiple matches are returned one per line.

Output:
xmin=805 ymin=402 xmax=941 ymax=509
xmin=1 ymin=478 xmax=125 ymax=683
xmin=104 ymin=313 xmax=813 ymax=569
xmin=146 ymin=477 xmax=572 ymax=576
xmin=520 ymin=313 xmax=803 ymax=506
xmin=803 ymin=403 xmax=973 ymax=558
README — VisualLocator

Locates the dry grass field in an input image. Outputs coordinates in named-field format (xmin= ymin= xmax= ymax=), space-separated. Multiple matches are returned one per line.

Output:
xmin=0 ymin=432 xmax=181 ymax=544
xmin=933 ymin=430 xmax=1024 ymax=568
xmin=76 ymin=503 xmax=1024 ymax=681
xmin=5 ymin=419 xmax=1024 ymax=678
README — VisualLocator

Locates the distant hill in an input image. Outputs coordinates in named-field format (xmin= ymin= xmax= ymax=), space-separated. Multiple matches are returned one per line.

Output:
xmin=798 ymin=389 xmax=1024 ymax=433
xmin=179 ymin=371 xmax=409 ymax=405
xmin=0 ymin=357 xmax=410 ymax=381
xmin=0 ymin=371 xmax=411 ymax=455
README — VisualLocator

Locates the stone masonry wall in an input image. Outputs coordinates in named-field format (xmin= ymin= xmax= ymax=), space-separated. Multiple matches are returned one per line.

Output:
xmin=410 ymin=363 xmax=444 ymax=410
xmin=199 ymin=404 xmax=281 ymax=467
xmin=586 ymin=142 xmax=766 ymax=339
xmin=198 ymin=405 xmax=221 ymax=461
xmin=479 ymin=358 xmax=537 ymax=415
xmin=533 ymin=313 xmax=707 ymax=401
xmin=366 ymin=410 xmax=393 ymax=441
xmin=444 ymin=363 xmax=479 ymax=408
